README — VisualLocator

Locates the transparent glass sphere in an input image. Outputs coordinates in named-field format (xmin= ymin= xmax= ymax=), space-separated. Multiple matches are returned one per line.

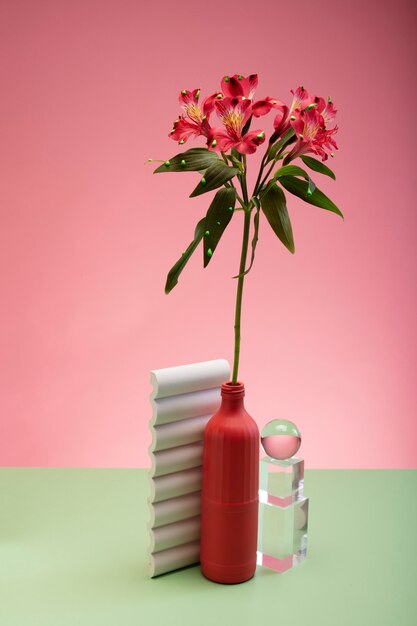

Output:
xmin=261 ymin=419 xmax=301 ymax=460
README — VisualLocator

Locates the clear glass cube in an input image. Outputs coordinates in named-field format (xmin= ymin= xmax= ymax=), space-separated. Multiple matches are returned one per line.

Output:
xmin=257 ymin=456 xmax=308 ymax=573
xmin=259 ymin=456 xmax=304 ymax=505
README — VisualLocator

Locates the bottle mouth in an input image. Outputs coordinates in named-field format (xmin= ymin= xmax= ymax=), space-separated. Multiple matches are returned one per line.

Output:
xmin=221 ymin=381 xmax=245 ymax=396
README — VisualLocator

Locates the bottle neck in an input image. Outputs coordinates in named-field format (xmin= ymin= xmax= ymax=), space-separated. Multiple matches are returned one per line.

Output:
xmin=220 ymin=382 xmax=245 ymax=413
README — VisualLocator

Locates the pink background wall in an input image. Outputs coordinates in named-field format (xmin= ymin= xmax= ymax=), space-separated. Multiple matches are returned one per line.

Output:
xmin=1 ymin=0 xmax=416 ymax=468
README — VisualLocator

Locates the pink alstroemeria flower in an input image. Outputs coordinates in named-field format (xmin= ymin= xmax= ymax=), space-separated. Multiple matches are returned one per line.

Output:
xmin=170 ymin=88 xmax=221 ymax=145
xmin=221 ymin=74 xmax=285 ymax=119
xmin=273 ymin=86 xmax=315 ymax=138
xmin=208 ymin=97 xmax=266 ymax=155
xmin=284 ymin=104 xmax=338 ymax=162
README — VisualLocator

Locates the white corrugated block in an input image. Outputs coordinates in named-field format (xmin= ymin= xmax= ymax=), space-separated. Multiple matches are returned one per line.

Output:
xmin=147 ymin=359 xmax=230 ymax=577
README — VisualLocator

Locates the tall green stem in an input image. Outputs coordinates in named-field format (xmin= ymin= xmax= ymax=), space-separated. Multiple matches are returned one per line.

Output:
xmin=232 ymin=207 xmax=251 ymax=384
xmin=253 ymin=151 xmax=268 ymax=197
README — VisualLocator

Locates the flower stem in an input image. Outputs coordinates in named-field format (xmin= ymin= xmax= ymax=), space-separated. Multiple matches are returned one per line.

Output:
xmin=253 ymin=152 xmax=268 ymax=197
xmin=232 ymin=207 xmax=251 ymax=384
xmin=256 ymin=160 xmax=276 ymax=195
xmin=254 ymin=145 xmax=288 ymax=196
xmin=239 ymin=155 xmax=250 ymax=205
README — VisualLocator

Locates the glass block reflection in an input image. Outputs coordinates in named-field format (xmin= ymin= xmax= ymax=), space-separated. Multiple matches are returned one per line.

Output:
xmin=257 ymin=456 xmax=309 ymax=573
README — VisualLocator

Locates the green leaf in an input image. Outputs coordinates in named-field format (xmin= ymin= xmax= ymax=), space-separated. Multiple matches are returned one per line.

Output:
xmin=154 ymin=148 xmax=220 ymax=173
xmin=222 ymin=153 xmax=234 ymax=164
xmin=165 ymin=218 xmax=205 ymax=294
xmin=272 ymin=164 xmax=311 ymax=181
xmin=260 ymin=184 xmax=295 ymax=253
xmin=189 ymin=161 xmax=239 ymax=197
xmin=279 ymin=176 xmax=343 ymax=218
xmin=260 ymin=164 xmax=315 ymax=201
xmin=223 ymin=151 xmax=243 ymax=171
xmin=233 ymin=201 xmax=261 ymax=278
xmin=301 ymin=155 xmax=336 ymax=180
xmin=267 ymin=128 xmax=296 ymax=162
xmin=272 ymin=165 xmax=316 ymax=196
xmin=203 ymin=188 xmax=236 ymax=267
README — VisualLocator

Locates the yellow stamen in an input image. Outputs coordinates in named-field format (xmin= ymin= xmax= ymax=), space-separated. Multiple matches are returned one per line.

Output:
xmin=185 ymin=103 xmax=203 ymax=122
xmin=223 ymin=110 xmax=244 ymax=134
xmin=303 ymin=117 xmax=320 ymax=140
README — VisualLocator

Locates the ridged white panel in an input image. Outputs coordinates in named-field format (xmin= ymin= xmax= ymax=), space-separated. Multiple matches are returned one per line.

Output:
xmin=150 ymin=467 xmax=202 ymax=503
xmin=151 ymin=414 xmax=212 ymax=452
xmin=148 ymin=359 xmax=230 ymax=577
xmin=148 ymin=541 xmax=201 ymax=578
xmin=153 ymin=387 xmax=222 ymax=425
xmin=150 ymin=360 xmax=230 ymax=400
xmin=150 ymin=516 xmax=201 ymax=553
xmin=150 ymin=442 xmax=203 ymax=478
xmin=150 ymin=492 xmax=202 ymax=528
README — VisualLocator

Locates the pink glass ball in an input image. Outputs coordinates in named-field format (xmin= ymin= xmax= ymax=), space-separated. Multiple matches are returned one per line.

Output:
xmin=261 ymin=419 xmax=301 ymax=460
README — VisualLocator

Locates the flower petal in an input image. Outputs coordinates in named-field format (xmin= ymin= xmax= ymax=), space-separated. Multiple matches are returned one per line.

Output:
xmin=221 ymin=74 xmax=258 ymax=99
xmin=179 ymin=89 xmax=200 ymax=106
xmin=235 ymin=97 xmax=252 ymax=122
xmin=316 ymin=96 xmax=337 ymax=127
xmin=273 ymin=105 xmax=289 ymax=136
xmin=243 ymin=74 xmax=258 ymax=99
xmin=214 ymin=95 xmax=231 ymax=118
xmin=203 ymin=92 xmax=223 ymax=116
xmin=290 ymin=86 xmax=313 ymax=111
xmin=252 ymin=97 xmax=286 ymax=117
xmin=289 ymin=109 xmax=305 ymax=137
xmin=170 ymin=118 xmax=201 ymax=143
xmin=207 ymin=128 xmax=235 ymax=152
xmin=221 ymin=74 xmax=243 ymax=97
xmin=283 ymin=140 xmax=311 ymax=163
xmin=235 ymin=129 xmax=265 ymax=154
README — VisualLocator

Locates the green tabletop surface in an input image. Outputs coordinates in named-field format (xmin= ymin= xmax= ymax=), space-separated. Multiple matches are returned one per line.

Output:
xmin=1 ymin=468 xmax=416 ymax=626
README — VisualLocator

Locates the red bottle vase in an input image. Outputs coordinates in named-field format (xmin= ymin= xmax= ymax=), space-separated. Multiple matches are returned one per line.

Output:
xmin=200 ymin=381 xmax=259 ymax=583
